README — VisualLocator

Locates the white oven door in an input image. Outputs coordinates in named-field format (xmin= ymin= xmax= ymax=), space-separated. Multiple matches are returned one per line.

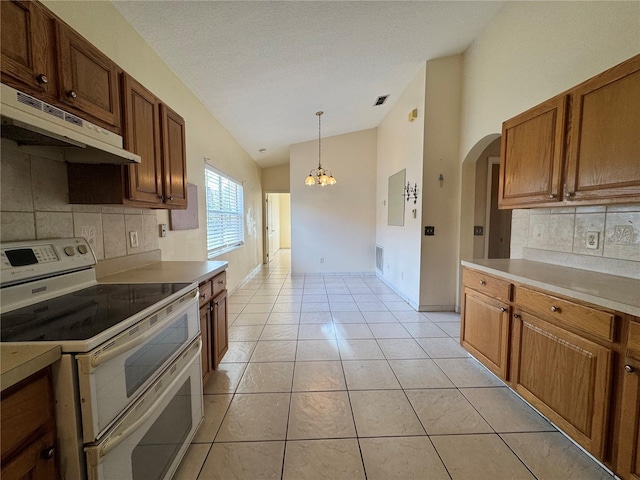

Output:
xmin=77 ymin=289 xmax=199 ymax=442
xmin=85 ymin=338 xmax=203 ymax=480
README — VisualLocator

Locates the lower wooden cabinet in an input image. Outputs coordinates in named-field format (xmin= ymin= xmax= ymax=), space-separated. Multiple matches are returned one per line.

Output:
xmin=511 ymin=310 xmax=612 ymax=458
xmin=212 ymin=290 xmax=229 ymax=368
xmin=1 ymin=368 xmax=59 ymax=480
xmin=461 ymin=288 xmax=510 ymax=380
xmin=618 ymin=357 xmax=640 ymax=480
xmin=199 ymin=271 xmax=228 ymax=384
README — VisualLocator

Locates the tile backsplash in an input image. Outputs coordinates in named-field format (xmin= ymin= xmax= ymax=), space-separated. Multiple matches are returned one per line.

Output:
xmin=1 ymin=143 xmax=159 ymax=261
xmin=511 ymin=204 xmax=640 ymax=278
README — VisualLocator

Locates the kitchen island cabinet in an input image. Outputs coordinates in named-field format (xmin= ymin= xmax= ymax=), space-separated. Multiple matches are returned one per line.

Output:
xmin=461 ymin=259 xmax=640 ymax=476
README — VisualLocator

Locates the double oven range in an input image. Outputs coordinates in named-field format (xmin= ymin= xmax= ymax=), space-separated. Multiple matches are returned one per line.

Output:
xmin=0 ymin=238 xmax=203 ymax=480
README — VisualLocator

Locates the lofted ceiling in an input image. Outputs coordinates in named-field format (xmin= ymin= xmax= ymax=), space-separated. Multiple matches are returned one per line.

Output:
xmin=113 ymin=1 xmax=505 ymax=168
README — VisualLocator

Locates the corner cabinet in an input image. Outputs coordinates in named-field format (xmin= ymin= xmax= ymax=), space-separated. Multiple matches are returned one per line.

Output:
xmin=67 ymin=73 xmax=188 ymax=209
xmin=1 ymin=368 xmax=59 ymax=480
xmin=499 ymin=54 xmax=640 ymax=209
xmin=199 ymin=271 xmax=228 ymax=385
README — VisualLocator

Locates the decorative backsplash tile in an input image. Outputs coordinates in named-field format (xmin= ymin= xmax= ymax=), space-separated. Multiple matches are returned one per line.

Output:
xmin=1 ymin=144 xmax=159 ymax=262
xmin=512 ymin=204 xmax=640 ymax=276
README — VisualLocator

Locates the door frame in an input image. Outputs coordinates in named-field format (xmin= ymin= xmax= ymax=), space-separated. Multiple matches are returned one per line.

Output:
xmin=484 ymin=156 xmax=501 ymax=259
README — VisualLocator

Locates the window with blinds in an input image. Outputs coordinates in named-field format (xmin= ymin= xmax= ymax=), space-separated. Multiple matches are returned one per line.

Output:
xmin=205 ymin=165 xmax=244 ymax=257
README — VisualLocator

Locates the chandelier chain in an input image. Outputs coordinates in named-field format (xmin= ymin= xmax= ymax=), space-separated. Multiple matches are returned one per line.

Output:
xmin=317 ymin=111 xmax=322 ymax=169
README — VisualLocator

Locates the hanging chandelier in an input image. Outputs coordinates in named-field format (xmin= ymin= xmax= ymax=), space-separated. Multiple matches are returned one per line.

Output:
xmin=305 ymin=111 xmax=336 ymax=186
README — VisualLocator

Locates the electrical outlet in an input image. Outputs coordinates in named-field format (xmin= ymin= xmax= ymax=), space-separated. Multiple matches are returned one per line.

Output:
xmin=129 ymin=231 xmax=139 ymax=248
xmin=81 ymin=226 xmax=96 ymax=247
xmin=586 ymin=231 xmax=599 ymax=250
xmin=159 ymin=224 xmax=167 ymax=238
xmin=320 ymin=257 xmax=324 ymax=264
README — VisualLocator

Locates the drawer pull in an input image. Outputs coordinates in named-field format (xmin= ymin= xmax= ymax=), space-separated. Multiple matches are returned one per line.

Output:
xmin=513 ymin=313 xmax=521 ymax=319
xmin=218 ymin=280 xmax=224 ymax=285
xmin=37 ymin=74 xmax=49 ymax=84
xmin=68 ymin=90 xmax=77 ymax=99
xmin=548 ymin=194 xmax=556 ymax=199
xmin=499 ymin=307 xmax=507 ymax=313
xmin=550 ymin=306 xmax=560 ymax=313
xmin=480 ymin=280 xmax=486 ymax=286
xmin=200 ymin=293 xmax=206 ymax=299
xmin=41 ymin=446 xmax=55 ymax=459
xmin=625 ymin=365 xmax=636 ymax=374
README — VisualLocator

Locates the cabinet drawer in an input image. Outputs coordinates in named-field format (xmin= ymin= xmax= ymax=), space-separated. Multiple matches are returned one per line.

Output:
xmin=627 ymin=320 xmax=640 ymax=360
xmin=515 ymin=287 xmax=615 ymax=341
xmin=1 ymin=369 xmax=54 ymax=459
xmin=463 ymin=268 xmax=512 ymax=303
xmin=212 ymin=271 xmax=226 ymax=297
xmin=198 ymin=280 xmax=213 ymax=307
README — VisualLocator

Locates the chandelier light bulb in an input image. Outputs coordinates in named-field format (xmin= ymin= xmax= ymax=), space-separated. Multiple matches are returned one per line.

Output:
xmin=304 ymin=111 xmax=336 ymax=186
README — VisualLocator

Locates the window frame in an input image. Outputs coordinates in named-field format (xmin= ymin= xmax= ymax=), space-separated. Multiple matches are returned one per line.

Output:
xmin=204 ymin=164 xmax=245 ymax=258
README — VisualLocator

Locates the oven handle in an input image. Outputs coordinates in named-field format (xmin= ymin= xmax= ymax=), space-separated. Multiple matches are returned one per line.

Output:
xmin=90 ymin=289 xmax=198 ymax=368
xmin=97 ymin=337 xmax=202 ymax=458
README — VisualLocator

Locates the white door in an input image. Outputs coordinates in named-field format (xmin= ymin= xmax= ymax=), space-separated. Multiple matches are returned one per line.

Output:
xmin=266 ymin=194 xmax=275 ymax=263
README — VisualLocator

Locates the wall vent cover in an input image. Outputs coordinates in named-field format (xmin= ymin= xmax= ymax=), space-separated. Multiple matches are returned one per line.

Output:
xmin=374 ymin=95 xmax=389 ymax=106
xmin=375 ymin=245 xmax=384 ymax=273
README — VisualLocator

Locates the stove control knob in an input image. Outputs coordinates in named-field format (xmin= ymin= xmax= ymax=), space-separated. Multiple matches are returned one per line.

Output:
xmin=78 ymin=245 xmax=89 ymax=254
xmin=64 ymin=246 xmax=76 ymax=256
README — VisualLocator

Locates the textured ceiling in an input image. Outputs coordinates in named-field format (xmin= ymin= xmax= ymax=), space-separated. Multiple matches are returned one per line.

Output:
xmin=113 ymin=1 xmax=505 ymax=168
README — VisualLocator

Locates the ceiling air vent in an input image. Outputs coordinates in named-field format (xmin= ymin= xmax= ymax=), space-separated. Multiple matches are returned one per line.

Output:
xmin=374 ymin=95 xmax=389 ymax=106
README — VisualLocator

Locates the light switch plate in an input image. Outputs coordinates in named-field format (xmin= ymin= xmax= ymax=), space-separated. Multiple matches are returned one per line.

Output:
xmin=586 ymin=231 xmax=599 ymax=250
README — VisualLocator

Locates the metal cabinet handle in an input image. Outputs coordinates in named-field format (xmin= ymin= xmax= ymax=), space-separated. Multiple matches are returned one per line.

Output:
xmin=218 ymin=280 xmax=224 ymax=285
xmin=500 ymin=307 xmax=507 ymax=313
xmin=565 ymin=192 xmax=573 ymax=198
xmin=480 ymin=280 xmax=486 ymax=286
xmin=548 ymin=194 xmax=556 ymax=199
xmin=41 ymin=446 xmax=55 ymax=459
xmin=625 ymin=365 xmax=636 ymax=373
xmin=68 ymin=90 xmax=77 ymax=99
xmin=168 ymin=196 xmax=173 ymax=201
xmin=200 ymin=293 xmax=206 ymax=299
xmin=158 ymin=194 xmax=165 ymax=201
xmin=550 ymin=306 xmax=560 ymax=312
xmin=513 ymin=313 xmax=521 ymax=319
xmin=37 ymin=74 xmax=49 ymax=84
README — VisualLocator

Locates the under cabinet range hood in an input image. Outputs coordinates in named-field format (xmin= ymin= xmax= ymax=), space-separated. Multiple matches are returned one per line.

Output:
xmin=0 ymin=84 xmax=140 ymax=164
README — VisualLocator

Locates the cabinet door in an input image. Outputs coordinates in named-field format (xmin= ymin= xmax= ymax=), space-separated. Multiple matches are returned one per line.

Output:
xmin=461 ymin=288 xmax=510 ymax=380
xmin=0 ymin=0 xmax=56 ymax=96
xmin=160 ymin=104 xmax=188 ymax=209
xmin=618 ymin=359 xmax=640 ymax=480
xmin=56 ymin=23 xmax=121 ymax=131
xmin=122 ymin=74 xmax=163 ymax=206
xmin=200 ymin=304 xmax=213 ymax=384
xmin=511 ymin=311 xmax=611 ymax=458
xmin=212 ymin=291 xmax=228 ymax=369
xmin=565 ymin=55 xmax=640 ymax=204
xmin=1 ymin=431 xmax=57 ymax=480
xmin=498 ymin=95 xmax=567 ymax=208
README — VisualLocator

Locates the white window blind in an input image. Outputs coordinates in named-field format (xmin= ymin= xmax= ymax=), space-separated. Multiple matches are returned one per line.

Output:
xmin=205 ymin=165 xmax=244 ymax=257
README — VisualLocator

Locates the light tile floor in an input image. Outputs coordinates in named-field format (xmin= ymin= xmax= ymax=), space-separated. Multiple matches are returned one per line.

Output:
xmin=174 ymin=249 xmax=614 ymax=480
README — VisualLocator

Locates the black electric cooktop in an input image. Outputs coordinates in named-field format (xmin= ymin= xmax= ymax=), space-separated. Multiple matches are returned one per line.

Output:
xmin=0 ymin=283 xmax=192 ymax=343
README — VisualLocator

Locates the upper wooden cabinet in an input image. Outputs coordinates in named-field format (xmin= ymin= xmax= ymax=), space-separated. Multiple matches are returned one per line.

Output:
xmin=499 ymin=54 xmax=640 ymax=209
xmin=565 ymin=56 xmax=640 ymax=203
xmin=122 ymin=74 xmax=164 ymax=206
xmin=160 ymin=104 xmax=188 ymax=208
xmin=67 ymin=73 xmax=188 ymax=209
xmin=0 ymin=0 xmax=57 ymax=96
xmin=55 ymin=23 xmax=121 ymax=132
xmin=499 ymin=95 xmax=567 ymax=208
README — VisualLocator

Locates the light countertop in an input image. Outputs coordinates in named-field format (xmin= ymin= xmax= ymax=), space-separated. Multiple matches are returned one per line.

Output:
xmin=98 ymin=260 xmax=228 ymax=285
xmin=1 ymin=345 xmax=61 ymax=391
xmin=462 ymin=259 xmax=640 ymax=317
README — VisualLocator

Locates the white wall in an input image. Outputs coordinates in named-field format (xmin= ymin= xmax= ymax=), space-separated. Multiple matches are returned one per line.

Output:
xmin=290 ymin=129 xmax=377 ymax=274
xmin=278 ymin=194 xmax=292 ymax=249
xmin=376 ymin=65 xmax=426 ymax=306
xmin=458 ymin=1 xmax=640 ymax=298
xmin=40 ymin=1 xmax=263 ymax=292
xmin=419 ymin=55 xmax=463 ymax=310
